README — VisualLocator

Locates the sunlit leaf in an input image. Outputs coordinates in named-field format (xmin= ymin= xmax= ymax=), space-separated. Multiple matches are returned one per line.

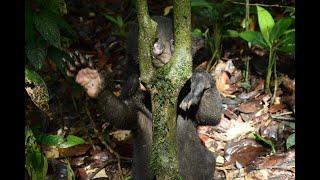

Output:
xmin=59 ymin=135 xmax=85 ymax=148
xmin=163 ymin=6 xmax=173 ymax=16
xmin=38 ymin=135 xmax=64 ymax=146
xmin=257 ymin=6 xmax=275 ymax=46
xmin=25 ymin=68 xmax=50 ymax=113
xmin=192 ymin=28 xmax=203 ymax=37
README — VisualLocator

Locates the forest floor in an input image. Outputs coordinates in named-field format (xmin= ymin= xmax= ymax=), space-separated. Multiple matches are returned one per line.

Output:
xmin=25 ymin=0 xmax=295 ymax=179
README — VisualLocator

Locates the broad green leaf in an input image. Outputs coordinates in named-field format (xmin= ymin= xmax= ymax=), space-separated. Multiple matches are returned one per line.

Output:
xmin=25 ymin=39 xmax=47 ymax=70
xmin=239 ymin=31 xmax=268 ymax=49
xmin=34 ymin=9 xmax=61 ymax=48
xmin=59 ymin=135 xmax=85 ymax=148
xmin=25 ymin=3 xmax=35 ymax=43
xmin=38 ymin=135 xmax=64 ymax=146
xmin=286 ymin=133 xmax=295 ymax=149
xmin=25 ymin=68 xmax=50 ymax=113
xmin=252 ymin=133 xmax=276 ymax=153
xmin=257 ymin=6 xmax=275 ymax=46
xmin=270 ymin=17 xmax=294 ymax=43
xmin=278 ymin=29 xmax=295 ymax=53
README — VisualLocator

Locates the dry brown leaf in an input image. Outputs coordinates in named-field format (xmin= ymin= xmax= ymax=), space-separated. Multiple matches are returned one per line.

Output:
xmin=268 ymin=103 xmax=286 ymax=113
xmin=224 ymin=139 xmax=268 ymax=167
xmin=238 ymin=100 xmax=262 ymax=114
xmin=58 ymin=144 xmax=91 ymax=157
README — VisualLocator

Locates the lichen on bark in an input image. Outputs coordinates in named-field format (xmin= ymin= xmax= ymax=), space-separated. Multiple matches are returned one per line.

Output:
xmin=135 ymin=0 xmax=192 ymax=179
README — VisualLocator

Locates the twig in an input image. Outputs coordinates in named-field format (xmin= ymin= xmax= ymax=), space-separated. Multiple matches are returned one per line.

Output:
xmin=88 ymin=160 xmax=117 ymax=179
xmin=216 ymin=167 xmax=230 ymax=180
xmin=271 ymin=111 xmax=295 ymax=121
xmin=231 ymin=1 xmax=294 ymax=8
xmin=85 ymin=106 xmax=125 ymax=180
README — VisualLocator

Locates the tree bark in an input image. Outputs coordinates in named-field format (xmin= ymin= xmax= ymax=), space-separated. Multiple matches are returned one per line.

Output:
xmin=136 ymin=0 xmax=192 ymax=179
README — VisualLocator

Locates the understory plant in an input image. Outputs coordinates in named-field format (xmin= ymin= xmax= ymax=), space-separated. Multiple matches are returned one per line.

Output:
xmin=239 ymin=6 xmax=295 ymax=93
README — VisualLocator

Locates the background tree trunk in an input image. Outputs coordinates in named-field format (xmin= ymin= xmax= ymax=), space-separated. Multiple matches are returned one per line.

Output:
xmin=136 ymin=0 xmax=192 ymax=179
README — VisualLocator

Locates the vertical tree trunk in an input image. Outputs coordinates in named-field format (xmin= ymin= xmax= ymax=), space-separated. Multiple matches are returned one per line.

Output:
xmin=136 ymin=0 xmax=192 ymax=179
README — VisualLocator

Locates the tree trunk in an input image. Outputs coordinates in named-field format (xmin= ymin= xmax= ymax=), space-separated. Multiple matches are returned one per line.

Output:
xmin=136 ymin=0 xmax=192 ymax=179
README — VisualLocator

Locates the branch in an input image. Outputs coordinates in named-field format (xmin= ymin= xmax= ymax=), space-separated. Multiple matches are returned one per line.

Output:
xmin=167 ymin=0 xmax=192 ymax=85
xmin=136 ymin=0 xmax=157 ymax=85
xmin=231 ymin=1 xmax=294 ymax=8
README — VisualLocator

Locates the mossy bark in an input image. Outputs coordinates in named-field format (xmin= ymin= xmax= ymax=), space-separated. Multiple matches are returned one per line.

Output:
xmin=136 ymin=0 xmax=192 ymax=179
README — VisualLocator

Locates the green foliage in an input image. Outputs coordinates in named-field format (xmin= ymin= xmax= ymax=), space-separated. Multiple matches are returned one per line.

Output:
xmin=37 ymin=135 xmax=64 ymax=146
xmin=37 ymin=134 xmax=86 ymax=148
xmin=34 ymin=9 xmax=61 ymax=49
xmin=191 ymin=0 xmax=243 ymax=70
xmin=256 ymin=6 xmax=275 ymax=46
xmin=25 ymin=126 xmax=48 ymax=180
xmin=25 ymin=3 xmax=35 ymax=43
xmin=66 ymin=161 xmax=75 ymax=180
xmin=252 ymin=133 xmax=276 ymax=154
xmin=239 ymin=31 xmax=268 ymax=48
xmin=25 ymin=38 xmax=48 ymax=70
xmin=239 ymin=6 xmax=295 ymax=93
xmin=25 ymin=0 xmax=77 ymax=71
xmin=104 ymin=14 xmax=126 ymax=37
xmin=286 ymin=133 xmax=295 ymax=149
xmin=25 ymin=68 xmax=50 ymax=113
xmin=47 ymin=46 xmax=69 ymax=74
xmin=59 ymin=135 xmax=86 ymax=148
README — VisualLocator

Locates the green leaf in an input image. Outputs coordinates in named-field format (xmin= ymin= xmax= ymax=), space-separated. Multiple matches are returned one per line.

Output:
xmin=25 ymin=2 xmax=35 ymax=43
xmin=66 ymin=161 xmax=75 ymax=180
xmin=54 ymin=16 xmax=78 ymax=41
xmin=104 ymin=14 xmax=121 ymax=27
xmin=25 ymin=128 xmax=48 ymax=180
xmin=239 ymin=31 xmax=268 ymax=49
xmin=47 ymin=47 xmax=68 ymax=73
xmin=286 ymin=133 xmax=295 ymax=149
xmin=277 ymin=29 xmax=295 ymax=53
xmin=59 ymin=135 xmax=85 ymax=148
xmin=25 ymin=68 xmax=50 ymax=113
xmin=256 ymin=6 xmax=275 ymax=46
xmin=34 ymin=9 xmax=61 ymax=48
xmin=192 ymin=28 xmax=203 ymax=37
xmin=252 ymin=133 xmax=276 ymax=153
xmin=191 ymin=0 xmax=214 ymax=9
xmin=270 ymin=17 xmax=294 ymax=43
xmin=226 ymin=29 xmax=239 ymax=38
xmin=38 ymin=135 xmax=64 ymax=146
xmin=25 ymin=39 xmax=47 ymax=70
